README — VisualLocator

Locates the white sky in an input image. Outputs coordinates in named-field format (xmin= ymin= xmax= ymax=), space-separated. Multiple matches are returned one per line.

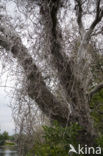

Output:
xmin=0 ymin=0 xmax=28 ymax=135
xmin=0 ymin=88 xmax=15 ymax=135
xmin=0 ymin=0 xmax=17 ymax=135
xmin=0 ymin=63 xmax=15 ymax=135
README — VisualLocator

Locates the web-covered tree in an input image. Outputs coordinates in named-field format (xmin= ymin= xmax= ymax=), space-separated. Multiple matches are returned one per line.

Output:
xmin=0 ymin=0 xmax=103 ymax=145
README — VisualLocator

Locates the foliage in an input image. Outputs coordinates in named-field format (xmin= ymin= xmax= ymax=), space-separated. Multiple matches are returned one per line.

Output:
xmin=0 ymin=131 xmax=15 ymax=146
xmin=96 ymin=135 xmax=103 ymax=150
xmin=9 ymin=135 xmax=15 ymax=141
xmin=90 ymin=89 xmax=103 ymax=133
xmin=1 ymin=0 xmax=103 ymax=155
xmin=90 ymin=88 xmax=103 ymax=153
xmin=5 ymin=142 xmax=15 ymax=146
xmin=0 ymin=131 xmax=9 ymax=146
xmin=27 ymin=121 xmax=81 ymax=156
xmin=27 ymin=90 xmax=103 ymax=156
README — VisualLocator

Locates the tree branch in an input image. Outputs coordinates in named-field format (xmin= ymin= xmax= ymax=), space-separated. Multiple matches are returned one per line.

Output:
xmin=89 ymin=82 xmax=103 ymax=98
xmin=75 ymin=0 xmax=103 ymax=45
xmin=90 ymin=0 xmax=103 ymax=29
xmin=39 ymin=1 xmax=94 ymax=131
xmin=0 ymin=25 xmax=69 ymax=125
xmin=75 ymin=0 xmax=84 ymax=38
xmin=85 ymin=0 xmax=103 ymax=42
xmin=40 ymin=1 xmax=75 ymax=100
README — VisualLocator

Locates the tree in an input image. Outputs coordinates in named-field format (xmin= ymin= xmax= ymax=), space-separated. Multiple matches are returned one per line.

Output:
xmin=2 ymin=131 xmax=9 ymax=140
xmin=0 ymin=131 xmax=9 ymax=145
xmin=0 ymin=0 xmax=103 ymax=145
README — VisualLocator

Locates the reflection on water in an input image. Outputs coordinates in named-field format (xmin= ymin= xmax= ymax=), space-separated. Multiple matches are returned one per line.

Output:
xmin=0 ymin=146 xmax=18 ymax=156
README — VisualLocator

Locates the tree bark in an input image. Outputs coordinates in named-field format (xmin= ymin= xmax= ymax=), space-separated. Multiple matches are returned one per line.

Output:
xmin=0 ymin=26 xmax=69 ymax=125
xmin=1 ymin=0 xmax=102 ymax=145
xmin=40 ymin=0 xmax=95 ymax=137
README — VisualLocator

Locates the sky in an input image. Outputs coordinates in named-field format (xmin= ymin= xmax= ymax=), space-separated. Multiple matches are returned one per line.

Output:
xmin=0 ymin=65 xmax=15 ymax=135
xmin=0 ymin=0 xmax=28 ymax=135
xmin=0 ymin=0 xmax=17 ymax=135
xmin=0 ymin=88 xmax=15 ymax=135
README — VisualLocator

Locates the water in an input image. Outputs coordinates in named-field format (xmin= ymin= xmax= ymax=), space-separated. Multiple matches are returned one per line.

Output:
xmin=0 ymin=146 xmax=18 ymax=156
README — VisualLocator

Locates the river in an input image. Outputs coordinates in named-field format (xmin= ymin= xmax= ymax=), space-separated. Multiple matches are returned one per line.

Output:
xmin=0 ymin=146 xmax=18 ymax=156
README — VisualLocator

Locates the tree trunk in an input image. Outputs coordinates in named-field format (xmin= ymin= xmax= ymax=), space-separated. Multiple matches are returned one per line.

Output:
xmin=41 ymin=0 xmax=95 ymax=138
xmin=0 ymin=0 xmax=98 ymax=146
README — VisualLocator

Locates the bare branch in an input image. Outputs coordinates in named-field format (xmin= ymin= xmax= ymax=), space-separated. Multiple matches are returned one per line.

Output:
xmin=89 ymin=82 xmax=103 ymax=98
xmin=0 ymin=25 xmax=69 ymax=125
xmin=85 ymin=0 xmax=103 ymax=41
xmin=75 ymin=0 xmax=84 ymax=38
xmin=90 ymin=0 xmax=103 ymax=30
xmin=77 ymin=0 xmax=103 ymax=44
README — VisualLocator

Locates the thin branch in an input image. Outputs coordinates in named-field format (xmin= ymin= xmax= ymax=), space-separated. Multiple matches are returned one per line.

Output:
xmin=40 ymin=1 xmax=93 ymax=129
xmin=75 ymin=0 xmax=84 ymax=38
xmin=85 ymin=0 xmax=103 ymax=41
xmin=78 ymin=0 xmax=103 ymax=44
xmin=89 ymin=82 xmax=103 ymax=98
xmin=0 ymin=25 xmax=69 ymax=125
xmin=90 ymin=0 xmax=103 ymax=30
xmin=91 ymin=29 xmax=103 ymax=36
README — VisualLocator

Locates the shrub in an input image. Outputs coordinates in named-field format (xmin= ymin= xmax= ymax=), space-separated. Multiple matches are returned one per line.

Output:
xmin=27 ymin=121 xmax=81 ymax=156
